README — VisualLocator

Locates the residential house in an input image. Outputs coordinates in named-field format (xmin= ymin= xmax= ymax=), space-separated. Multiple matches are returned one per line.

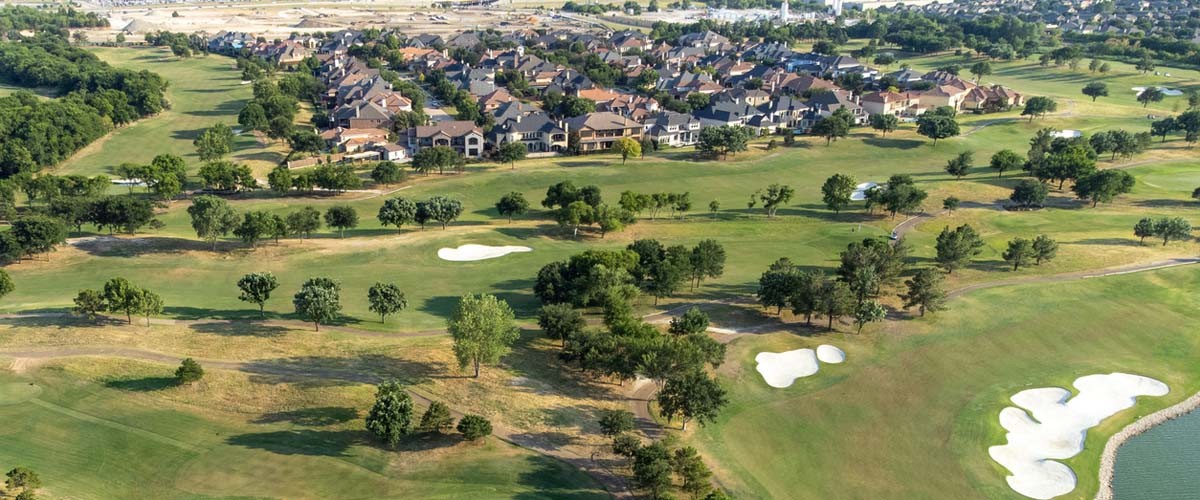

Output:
xmin=490 ymin=112 xmax=568 ymax=153
xmin=407 ymin=121 xmax=485 ymax=158
xmin=645 ymin=111 xmax=701 ymax=147
xmin=562 ymin=112 xmax=643 ymax=153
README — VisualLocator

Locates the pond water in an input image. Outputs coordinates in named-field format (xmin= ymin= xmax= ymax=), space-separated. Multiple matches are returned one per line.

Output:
xmin=1112 ymin=409 xmax=1200 ymax=499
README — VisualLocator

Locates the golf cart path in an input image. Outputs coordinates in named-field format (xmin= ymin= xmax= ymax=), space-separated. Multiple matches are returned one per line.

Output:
xmin=0 ymin=345 xmax=634 ymax=499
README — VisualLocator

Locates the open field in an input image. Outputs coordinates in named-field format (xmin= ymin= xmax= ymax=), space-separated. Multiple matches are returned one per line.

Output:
xmin=5 ymin=40 xmax=1200 ymax=499
xmin=0 ymin=354 xmax=607 ymax=499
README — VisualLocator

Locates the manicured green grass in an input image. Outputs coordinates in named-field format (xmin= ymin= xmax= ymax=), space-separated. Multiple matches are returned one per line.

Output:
xmin=51 ymin=47 xmax=276 ymax=178
xmin=691 ymin=265 xmax=1200 ymax=499
xmin=0 ymin=359 xmax=606 ymax=499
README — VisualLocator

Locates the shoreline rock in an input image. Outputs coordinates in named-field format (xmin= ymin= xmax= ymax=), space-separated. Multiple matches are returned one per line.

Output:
xmin=1095 ymin=390 xmax=1200 ymax=500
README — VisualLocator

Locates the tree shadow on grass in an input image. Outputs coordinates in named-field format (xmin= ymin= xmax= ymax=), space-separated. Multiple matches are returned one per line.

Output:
xmin=513 ymin=454 xmax=612 ymax=500
xmin=104 ymin=376 xmax=178 ymax=392
xmin=253 ymin=406 xmax=359 ymax=426
xmin=71 ymin=236 xmax=224 ymax=258
xmin=1075 ymin=237 xmax=1142 ymax=247
xmin=1132 ymin=198 xmax=1195 ymax=209
xmin=226 ymin=429 xmax=364 ymax=457
xmin=861 ymin=137 xmax=924 ymax=150
xmin=188 ymin=320 xmax=292 ymax=337
xmin=778 ymin=204 xmax=882 ymax=223
xmin=240 ymin=354 xmax=447 ymax=387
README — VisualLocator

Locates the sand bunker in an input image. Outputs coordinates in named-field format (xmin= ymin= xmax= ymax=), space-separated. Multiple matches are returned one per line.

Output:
xmin=816 ymin=345 xmax=845 ymax=363
xmin=988 ymin=373 xmax=1169 ymax=500
xmin=1132 ymin=86 xmax=1184 ymax=96
xmin=850 ymin=182 xmax=878 ymax=201
xmin=437 ymin=244 xmax=531 ymax=262
xmin=1051 ymin=129 xmax=1082 ymax=139
xmin=754 ymin=345 xmax=845 ymax=388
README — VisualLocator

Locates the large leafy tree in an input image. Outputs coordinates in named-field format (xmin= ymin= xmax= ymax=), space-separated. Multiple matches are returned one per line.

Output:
xmin=657 ymin=369 xmax=727 ymax=431
xmin=237 ymin=272 xmax=279 ymax=318
xmin=367 ymin=282 xmax=407 ymax=323
xmin=821 ymin=174 xmax=856 ymax=213
xmin=494 ymin=192 xmax=528 ymax=222
xmin=292 ymin=277 xmax=341 ymax=331
xmin=447 ymin=293 xmax=519 ymax=377
xmin=377 ymin=197 xmax=417 ymax=233
xmin=1073 ymin=170 xmax=1135 ymax=207
xmin=365 ymin=380 xmax=414 ymax=447
xmin=899 ymin=268 xmax=947 ymax=316
xmin=323 ymin=205 xmax=359 ymax=238
xmin=934 ymin=224 xmax=985 ymax=273
xmin=188 ymin=195 xmax=239 ymax=250
xmin=193 ymin=123 xmax=235 ymax=162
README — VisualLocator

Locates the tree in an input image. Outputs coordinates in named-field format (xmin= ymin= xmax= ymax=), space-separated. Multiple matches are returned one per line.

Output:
xmin=611 ymin=137 xmax=641 ymax=165
xmin=1003 ymin=237 xmax=1035 ymax=271
xmin=5 ymin=467 xmax=40 ymax=493
xmin=810 ymin=111 xmax=851 ymax=145
xmin=1010 ymin=179 xmax=1049 ymax=209
xmin=495 ymin=141 xmax=527 ymax=170
xmin=657 ymin=370 xmax=727 ymax=430
xmin=1031 ymin=235 xmax=1058 ymax=265
xmin=1151 ymin=118 xmax=1177 ymax=142
xmin=188 ymin=195 xmax=239 ymax=250
xmin=234 ymin=210 xmax=274 ymax=248
xmin=854 ymin=300 xmax=886 ymax=333
xmin=990 ymin=149 xmax=1022 ymax=178
xmin=669 ymin=307 xmax=709 ymax=336
xmin=73 ymin=289 xmax=105 ymax=320
xmin=695 ymin=125 xmax=750 ymax=160
xmin=367 ymin=282 xmax=407 ymax=323
xmin=418 ymin=401 xmax=455 ymax=433
xmin=448 ymin=293 xmax=519 ymax=378
xmin=1133 ymin=217 xmax=1156 ymax=244
xmin=371 ymin=161 xmax=406 ymax=185
xmin=537 ymin=303 xmax=585 ymax=347
xmin=193 ymin=123 xmax=235 ymax=162
xmin=292 ymin=278 xmax=341 ymax=331
xmin=916 ymin=114 xmax=959 ymax=145
xmin=175 ymin=358 xmax=204 ymax=384
xmin=944 ymin=151 xmax=973 ymax=179
xmin=969 ymin=61 xmax=992 ymax=82
xmin=673 ymin=446 xmax=713 ymax=498
xmin=942 ymin=196 xmax=960 ymax=212
xmin=0 ymin=270 xmax=12 ymax=302
xmin=757 ymin=184 xmax=794 ymax=218
xmin=495 ymin=192 xmax=529 ymax=222
xmin=821 ymin=174 xmax=856 ymax=213
xmin=817 ymin=280 xmax=854 ymax=330
xmin=420 ymin=196 xmax=462 ymax=230
xmin=879 ymin=175 xmax=928 ymax=219
xmin=1154 ymin=217 xmax=1192 ymax=246
xmin=708 ymin=200 xmax=720 ymax=217
xmin=1073 ymin=170 xmax=1135 ymax=207
xmin=287 ymin=206 xmax=321 ymax=240
xmin=1081 ymin=82 xmax=1109 ymax=102
xmin=9 ymin=216 xmax=66 ymax=259
xmin=324 ymin=205 xmax=359 ymax=238
xmin=237 ymin=272 xmax=279 ymax=318
xmin=1137 ymin=87 xmax=1165 ymax=108
xmin=1021 ymin=96 xmax=1057 ymax=122
xmin=632 ymin=442 xmax=673 ymax=499
xmin=457 ymin=415 xmax=492 ymax=440
xmin=598 ymin=409 xmax=636 ymax=437
xmin=377 ymin=197 xmax=417 ymax=233
xmin=899 ymin=268 xmax=946 ymax=316
xmin=411 ymin=145 xmax=459 ymax=175
xmin=365 ymin=380 xmax=414 ymax=447
xmin=869 ymin=113 xmax=899 ymax=137
xmin=688 ymin=239 xmax=725 ymax=290
xmin=238 ymin=101 xmax=269 ymax=132
xmin=935 ymin=224 xmax=985 ymax=272
xmin=102 ymin=277 xmax=141 ymax=324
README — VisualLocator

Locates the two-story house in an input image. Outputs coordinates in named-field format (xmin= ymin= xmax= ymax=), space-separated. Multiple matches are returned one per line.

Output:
xmin=407 ymin=121 xmax=485 ymax=158
xmin=562 ymin=112 xmax=643 ymax=153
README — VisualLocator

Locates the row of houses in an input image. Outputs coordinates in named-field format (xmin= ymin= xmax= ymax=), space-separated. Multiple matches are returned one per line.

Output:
xmin=270 ymin=27 xmax=1026 ymax=165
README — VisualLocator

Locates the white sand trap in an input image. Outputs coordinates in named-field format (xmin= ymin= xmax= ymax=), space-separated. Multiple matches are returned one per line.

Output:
xmin=1051 ymin=129 xmax=1081 ymax=139
xmin=816 ymin=345 xmax=845 ymax=364
xmin=850 ymin=182 xmax=878 ymax=201
xmin=755 ymin=345 xmax=845 ymax=388
xmin=1132 ymin=86 xmax=1184 ymax=96
xmin=988 ymin=373 xmax=1169 ymax=500
xmin=437 ymin=244 xmax=532 ymax=262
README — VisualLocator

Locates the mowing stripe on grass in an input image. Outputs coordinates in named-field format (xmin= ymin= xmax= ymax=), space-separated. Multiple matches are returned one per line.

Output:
xmin=28 ymin=398 xmax=200 ymax=452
